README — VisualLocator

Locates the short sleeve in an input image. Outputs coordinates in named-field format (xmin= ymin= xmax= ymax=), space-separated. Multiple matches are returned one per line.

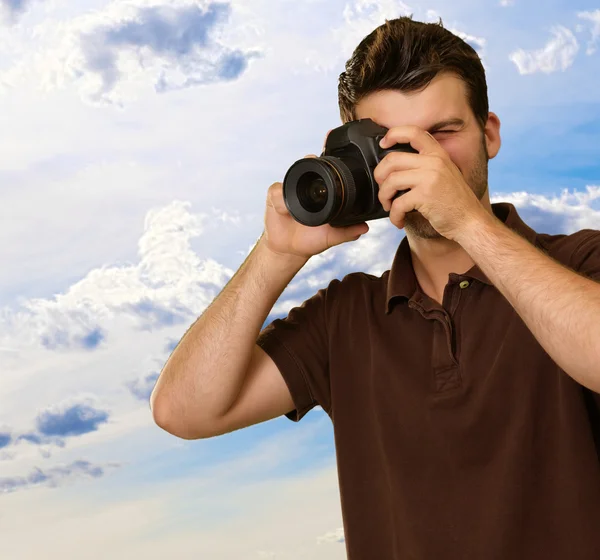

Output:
xmin=571 ymin=229 xmax=600 ymax=281
xmin=256 ymin=278 xmax=341 ymax=422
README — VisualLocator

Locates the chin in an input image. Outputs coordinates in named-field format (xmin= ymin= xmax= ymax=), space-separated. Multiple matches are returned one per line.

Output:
xmin=404 ymin=212 xmax=443 ymax=240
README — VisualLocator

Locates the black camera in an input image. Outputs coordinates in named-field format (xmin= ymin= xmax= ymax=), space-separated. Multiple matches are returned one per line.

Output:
xmin=282 ymin=118 xmax=418 ymax=228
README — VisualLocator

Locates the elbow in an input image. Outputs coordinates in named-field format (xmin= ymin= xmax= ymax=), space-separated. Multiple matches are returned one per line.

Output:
xmin=150 ymin=391 xmax=172 ymax=433
xmin=150 ymin=392 xmax=206 ymax=440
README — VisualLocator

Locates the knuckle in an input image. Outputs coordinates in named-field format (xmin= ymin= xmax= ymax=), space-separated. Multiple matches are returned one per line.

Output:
xmin=374 ymin=161 xmax=389 ymax=183
xmin=432 ymin=155 xmax=445 ymax=169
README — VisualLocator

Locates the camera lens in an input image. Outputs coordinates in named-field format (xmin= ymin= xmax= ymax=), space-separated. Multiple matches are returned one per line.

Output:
xmin=282 ymin=156 xmax=355 ymax=227
xmin=297 ymin=172 xmax=328 ymax=213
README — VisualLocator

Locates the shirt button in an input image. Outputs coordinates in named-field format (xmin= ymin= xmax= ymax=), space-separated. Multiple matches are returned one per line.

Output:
xmin=459 ymin=280 xmax=470 ymax=289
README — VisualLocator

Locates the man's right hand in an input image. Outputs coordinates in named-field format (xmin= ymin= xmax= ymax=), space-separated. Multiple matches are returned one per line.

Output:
xmin=260 ymin=130 xmax=370 ymax=260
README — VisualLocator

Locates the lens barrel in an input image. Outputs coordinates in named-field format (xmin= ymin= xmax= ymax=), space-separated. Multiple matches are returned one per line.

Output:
xmin=283 ymin=156 xmax=357 ymax=226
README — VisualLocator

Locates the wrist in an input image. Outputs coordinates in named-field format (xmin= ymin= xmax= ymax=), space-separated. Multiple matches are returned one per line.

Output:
xmin=256 ymin=234 xmax=310 ymax=268
xmin=454 ymin=209 xmax=498 ymax=247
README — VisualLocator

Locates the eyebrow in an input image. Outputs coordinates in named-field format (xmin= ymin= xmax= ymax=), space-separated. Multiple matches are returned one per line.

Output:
xmin=427 ymin=118 xmax=466 ymax=133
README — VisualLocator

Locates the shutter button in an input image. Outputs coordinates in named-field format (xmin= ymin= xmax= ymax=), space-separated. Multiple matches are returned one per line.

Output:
xmin=459 ymin=280 xmax=470 ymax=289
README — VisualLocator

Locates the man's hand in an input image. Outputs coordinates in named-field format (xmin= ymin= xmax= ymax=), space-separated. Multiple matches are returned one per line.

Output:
xmin=373 ymin=125 xmax=489 ymax=241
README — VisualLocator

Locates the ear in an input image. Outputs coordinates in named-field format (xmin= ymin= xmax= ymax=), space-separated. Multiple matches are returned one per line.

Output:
xmin=484 ymin=112 xmax=501 ymax=159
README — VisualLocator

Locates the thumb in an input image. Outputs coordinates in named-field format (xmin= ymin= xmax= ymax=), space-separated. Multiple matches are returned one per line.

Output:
xmin=326 ymin=222 xmax=369 ymax=246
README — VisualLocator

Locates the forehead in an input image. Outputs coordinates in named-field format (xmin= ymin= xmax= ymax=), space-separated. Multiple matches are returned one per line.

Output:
xmin=354 ymin=73 xmax=470 ymax=128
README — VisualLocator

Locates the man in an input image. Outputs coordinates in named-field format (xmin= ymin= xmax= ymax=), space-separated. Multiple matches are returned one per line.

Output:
xmin=151 ymin=16 xmax=600 ymax=559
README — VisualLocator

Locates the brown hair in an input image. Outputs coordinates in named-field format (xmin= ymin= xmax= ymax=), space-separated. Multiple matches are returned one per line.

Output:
xmin=338 ymin=16 xmax=489 ymax=131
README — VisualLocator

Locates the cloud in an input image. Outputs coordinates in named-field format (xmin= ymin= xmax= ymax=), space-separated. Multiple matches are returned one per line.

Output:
xmin=117 ymin=298 xmax=192 ymax=330
xmin=490 ymin=185 xmax=600 ymax=233
xmin=1 ymin=398 xmax=111 ymax=456
xmin=0 ymin=459 xmax=118 ymax=494
xmin=0 ymin=201 xmax=233 ymax=354
xmin=578 ymin=9 xmax=600 ymax=55
xmin=317 ymin=527 xmax=345 ymax=544
xmin=509 ymin=25 xmax=579 ymax=74
xmin=41 ymin=325 xmax=106 ymax=351
xmin=303 ymin=1 xmax=486 ymax=74
xmin=15 ymin=432 xmax=43 ymax=445
xmin=0 ymin=431 xmax=11 ymax=449
xmin=422 ymin=10 xmax=486 ymax=57
xmin=34 ymin=400 xmax=110 ymax=438
xmin=298 ymin=0 xmax=412 ymax=72
xmin=126 ymin=371 xmax=160 ymax=401
xmin=1 ymin=0 xmax=262 ymax=105
xmin=0 ymin=0 xmax=36 ymax=22
xmin=2 ymin=430 xmax=342 ymax=558
xmin=446 ymin=27 xmax=486 ymax=57
xmin=164 ymin=338 xmax=179 ymax=353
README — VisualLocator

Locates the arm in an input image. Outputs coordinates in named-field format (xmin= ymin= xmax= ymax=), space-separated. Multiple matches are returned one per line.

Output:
xmin=456 ymin=214 xmax=600 ymax=393
xmin=150 ymin=234 xmax=308 ymax=438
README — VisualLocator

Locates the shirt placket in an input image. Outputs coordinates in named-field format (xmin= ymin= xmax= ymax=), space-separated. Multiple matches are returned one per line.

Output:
xmin=409 ymin=277 xmax=471 ymax=394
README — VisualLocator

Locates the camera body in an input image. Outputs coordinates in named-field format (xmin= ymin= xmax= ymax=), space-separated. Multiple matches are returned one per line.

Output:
xmin=282 ymin=118 xmax=418 ymax=228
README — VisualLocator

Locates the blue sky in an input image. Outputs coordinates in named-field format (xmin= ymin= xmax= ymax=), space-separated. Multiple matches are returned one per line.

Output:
xmin=0 ymin=0 xmax=599 ymax=558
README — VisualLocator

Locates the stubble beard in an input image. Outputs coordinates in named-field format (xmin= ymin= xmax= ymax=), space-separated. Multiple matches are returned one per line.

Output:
xmin=403 ymin=138 xmax=490 ymax=240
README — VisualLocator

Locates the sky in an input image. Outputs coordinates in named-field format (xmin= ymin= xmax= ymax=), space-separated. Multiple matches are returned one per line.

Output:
xmin=1 ymin=0 xmax=599 ymax=558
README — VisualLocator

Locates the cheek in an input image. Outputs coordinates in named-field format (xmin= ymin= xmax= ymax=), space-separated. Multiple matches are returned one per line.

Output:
xmin=438 ymin=142 xmax=468 ymax=175
xmin=440 ymin=137 xmax=484 ymax=178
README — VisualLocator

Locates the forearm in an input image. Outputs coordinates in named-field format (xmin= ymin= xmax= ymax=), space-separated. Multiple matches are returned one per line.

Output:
xmin=151 ymin=233 xmax=308 ymax=433
xmin=457 ymin=214 xmax=600 ymax=393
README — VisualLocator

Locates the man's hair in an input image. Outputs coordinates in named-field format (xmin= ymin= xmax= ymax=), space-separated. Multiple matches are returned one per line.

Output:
xmin=337 ymin=16 xmax=489 ymax=131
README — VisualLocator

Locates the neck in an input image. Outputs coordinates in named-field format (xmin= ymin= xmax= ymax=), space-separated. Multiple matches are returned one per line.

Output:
xmin=407 ymin=197 xmax=495 ymax=302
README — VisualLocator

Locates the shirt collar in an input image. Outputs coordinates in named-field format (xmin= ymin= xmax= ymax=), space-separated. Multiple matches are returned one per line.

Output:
xmin=385 ymin=202 xmax=538 ymax=314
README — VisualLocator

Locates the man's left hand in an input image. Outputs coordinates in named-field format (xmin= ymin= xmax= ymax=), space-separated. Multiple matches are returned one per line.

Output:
xmin=374 ymin=125 xmax=489 ymax=242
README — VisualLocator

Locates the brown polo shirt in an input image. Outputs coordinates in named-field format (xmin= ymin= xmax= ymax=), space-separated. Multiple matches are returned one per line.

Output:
xmin=256 ymin=202 xmax=600 ymax=560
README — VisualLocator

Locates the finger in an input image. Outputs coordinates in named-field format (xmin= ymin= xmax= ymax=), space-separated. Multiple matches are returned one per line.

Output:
xmin=380 ymin=125 xmax=440 ymax=155
xmin=322 ymin=129 xmax=333 ymax=152
xmin=304 ymin=154 xmax=318 ymax=158
xmin=389 ymin=190 xmax=419 ymax=227
xmin=268 ymin=182 xmax=288 ymax=214
xmin=378 ymin=169 xmax=422 ymax=211
xmin=324 ymin=222 xmax=369 ymax=246
xmin=374 ymin=151 xmax=430 ymax=185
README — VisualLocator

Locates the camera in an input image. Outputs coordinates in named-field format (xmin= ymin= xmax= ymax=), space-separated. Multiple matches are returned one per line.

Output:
xmin=282 ymin=118 xmax=418 ymax=228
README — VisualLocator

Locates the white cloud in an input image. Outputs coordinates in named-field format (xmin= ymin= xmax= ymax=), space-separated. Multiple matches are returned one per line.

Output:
xmin=448 ymin=27 xmax=486 ymax=56
xmin=297 ymin=0 xmax=415 ymax=73
xmin=300 ymin=0 xmax=488 ymax=80
xmin=0 ymin=200 xmax=232 ymax=354
xmin=509 ymin=25 xmax=579 ymax=74
xmin=0 ymin=459 xmax=120 ymax=494
xmin=1 ymin=412 xmax=347 ymax=559
xmin=578 ymin=9 xmax=600 ymax=55
xmin=490 ymin=185 xmax=600 ymax=231
xmin=317 ymin=527 xmax=345 ymax=544
xmin=0 ymin=0 xmax=262 ymax=105
xmin=0 ymin=0 xmax=37 ymax=23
